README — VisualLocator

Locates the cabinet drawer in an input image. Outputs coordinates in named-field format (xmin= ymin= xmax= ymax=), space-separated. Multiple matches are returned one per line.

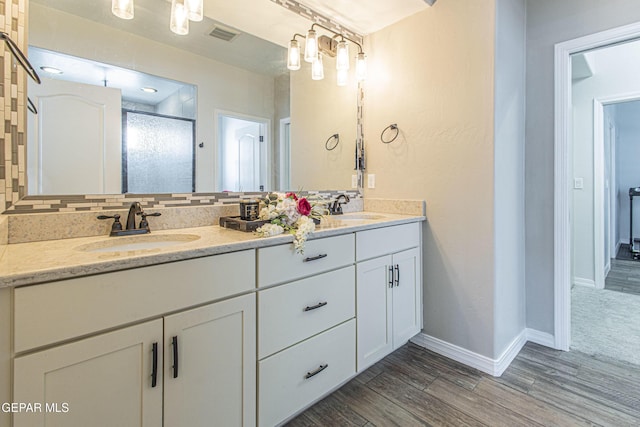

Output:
xmin=14 ymin=250 xmax=255 ymax=353
xmin=258 ymin=266 xmax=355 ymax=359
xmin=356 ymin=223 xmax=420 ymax=261
xmin=257 ymin=234 xmax=355 ymax=287
xmin=258 ymin=320 xmax=355 ymax=427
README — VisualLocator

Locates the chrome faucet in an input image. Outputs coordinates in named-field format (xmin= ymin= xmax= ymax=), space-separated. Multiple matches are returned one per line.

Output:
xmin=329 ymin=194 xmax=350 ymax=215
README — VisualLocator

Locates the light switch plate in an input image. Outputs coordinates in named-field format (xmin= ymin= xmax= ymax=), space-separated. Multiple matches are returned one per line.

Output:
xmin=574 ymin=178 xmax=584 ymax=189
xmin=351 ymin=175 xmax=358 ymax=188
xmin=368 ymin=174 xmax=375 ymax=189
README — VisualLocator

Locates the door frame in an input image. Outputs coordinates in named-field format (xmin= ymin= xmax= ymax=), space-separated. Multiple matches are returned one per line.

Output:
xmin=593 ymin=92 xmax=640 ymax=290
xmin=279 ymin=117 xmax=291 ymax=191
xmin=554 ymin=21 xmax=640 ymax=351
xmin=214 ymin=109 xmax=271 ymax=192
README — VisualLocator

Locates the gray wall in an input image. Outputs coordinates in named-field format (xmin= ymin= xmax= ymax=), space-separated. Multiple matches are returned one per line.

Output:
xmin=615 ymin=101 xmax=640 ymax=245
xmin=494 ymin=0 xmax=526 ymax=357
xmin=525 ymin=0 xmax=640 ymax=333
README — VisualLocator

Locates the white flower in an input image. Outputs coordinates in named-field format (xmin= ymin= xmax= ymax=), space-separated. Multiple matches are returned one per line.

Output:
xmin=255 ymin=223 xmax=284 ymax=237
xmin=292 ymin=216 xmax=316 ymax=254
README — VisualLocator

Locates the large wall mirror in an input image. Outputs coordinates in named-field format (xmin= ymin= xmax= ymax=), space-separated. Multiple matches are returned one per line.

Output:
xmin=26 ymin=0 xmax=358 ymax=196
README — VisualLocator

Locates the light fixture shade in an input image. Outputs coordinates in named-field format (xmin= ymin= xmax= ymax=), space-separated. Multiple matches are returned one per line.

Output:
xmin=287 ymin=39 xmax=301 ymax=71
xmin=356 ymin=52 xmax=367 ymax=81
xmin=112 ymin=0 xmax=134 ymax=19
xmin=337 ymin=68 xmax=348 ymax=86
xmin=336 ymin=40 xmax=350 ymax=71
xmin=304 ymin=29 xmax=318 ymax=63
xmin=185 ymin=0 xmax=203 ymax=22
xmin=311 ymin=53 xmax=324 ymax=80
xmin=170 ymin=0 xmax=190 ymax=35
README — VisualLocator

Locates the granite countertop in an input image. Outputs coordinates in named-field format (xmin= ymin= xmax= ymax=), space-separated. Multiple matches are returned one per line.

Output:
xmin=0 ymin=212 xmax=425 ymax=288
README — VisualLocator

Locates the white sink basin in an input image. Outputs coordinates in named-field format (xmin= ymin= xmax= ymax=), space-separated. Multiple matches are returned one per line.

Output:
xmin=76 ymin=233 xmax=201 ymax=253
xmin=319 ymin=213 xmax=386 ymax=228
xmin=335 ymin=214 xmax=385 ymax=220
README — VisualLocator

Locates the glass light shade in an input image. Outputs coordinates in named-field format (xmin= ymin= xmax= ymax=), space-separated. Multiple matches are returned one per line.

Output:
xmin=356 ymin=52 xmax=367 ymax=81
xmin=185 ymin=0 xmax=203 ymax=22
xmin=112 ymin=0 xmax=134 ymax=19
xmin=337 ymin=68 xmax=348 ymax=86
xmin=311 ymin=53 xmax=324 ymax=80
xmin=170 ymin=0 xmax=189 ymax=35
xmin=304 ymin=29 xmax=318 ymax=63
xmin=336 ymin=40 xmax=350 ymax=70
xmin=287 ymin=39 xmax=301 ymax=71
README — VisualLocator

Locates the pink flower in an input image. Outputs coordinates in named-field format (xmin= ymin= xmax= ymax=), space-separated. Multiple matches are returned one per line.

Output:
xmin=286 ymin=192 xmax=298 ymax=201
xmin=297 ymin=197 xmax=311 ymax=216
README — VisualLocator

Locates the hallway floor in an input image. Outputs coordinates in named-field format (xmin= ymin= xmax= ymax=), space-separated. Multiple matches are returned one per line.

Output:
xmin=287 ymin=342 xmax=640 ymax=426
xmin=606 ymin=255 xmax=640 ymax=295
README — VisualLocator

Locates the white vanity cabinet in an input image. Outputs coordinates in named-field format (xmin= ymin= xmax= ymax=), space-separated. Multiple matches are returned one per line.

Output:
xmin=12 ymin=250 xmax=256 ymax=427
xmin=356 ymin=223 xmax=422 ymax=371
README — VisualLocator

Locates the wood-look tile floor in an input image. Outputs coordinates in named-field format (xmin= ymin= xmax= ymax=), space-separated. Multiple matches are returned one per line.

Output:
xmin=286 ymin=342 xmax=640 ymax=426
xmin=605 ymin=258 xmax=640 ymax=296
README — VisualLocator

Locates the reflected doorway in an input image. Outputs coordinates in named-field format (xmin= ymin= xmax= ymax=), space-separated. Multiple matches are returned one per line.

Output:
xmin=217 ymin=113 xmax=270 ymax=192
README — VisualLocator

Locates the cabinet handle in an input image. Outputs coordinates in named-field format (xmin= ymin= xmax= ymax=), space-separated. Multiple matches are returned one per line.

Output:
xmin=395 ymin=264 xmax=400 ymax=287
xmin=389 ymin=265 xmax=394 ymax=288
xmin=172 ymin=336 xmax=179 ymax=379
xmin=304 ymin=364 xmax=328 ymax=379
xmin=303 ymin=253 xmax=328 ymax=262
xmin=304 ymin=301 xmax=328 ymax=312
xmin=151 ymin=342 xmax=158 ymax=388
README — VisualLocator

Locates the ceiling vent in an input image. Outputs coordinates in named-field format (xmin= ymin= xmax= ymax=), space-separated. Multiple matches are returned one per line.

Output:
xmin=209 ymin=25 xmax=240 ymax=42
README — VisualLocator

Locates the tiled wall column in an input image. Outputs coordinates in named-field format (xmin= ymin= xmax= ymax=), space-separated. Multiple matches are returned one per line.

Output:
xmin=0 ymin=0 xmax=27 ymax=211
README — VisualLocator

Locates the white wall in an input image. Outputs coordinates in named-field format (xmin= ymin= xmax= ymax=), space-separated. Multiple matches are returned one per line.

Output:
xmin=525 ymin=0 xmax=640 ymax=334
xmin=571 ymin=40 xmax=640 ymax=285
xmin=364 ymin=0 xmax=498 ymax=358
xmin=615 ymin=101 xmax=640 ymax=246
xmin=493 ymin=0 xmax=526 ymax=357
xmin=30 ymin=3 xmax=276 ymax=192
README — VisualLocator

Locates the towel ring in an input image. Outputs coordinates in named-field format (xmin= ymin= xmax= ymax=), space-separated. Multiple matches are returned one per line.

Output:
xmin=381 ymin=124 xmax=399 ymax=144
xmin=325 ymin=133 xmax=340 ymax=151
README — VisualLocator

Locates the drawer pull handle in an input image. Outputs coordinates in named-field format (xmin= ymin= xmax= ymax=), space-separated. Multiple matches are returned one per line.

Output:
xmin=395 ymin=264 xmax=400 ymax=287
xmin=172 ymin=336 xmax=179 ymax=379
xmin=305 ymin=364 xmax=329 ymax=379
xmin=389 ymin=265 xmax=394 ymax=288
xmin=304 ymin=301 xmax=328 ymax=312
xmin=151 ymin=342 xmax=158 ymax=388
xmin=303 ymin=253 xmax=328 ymax=262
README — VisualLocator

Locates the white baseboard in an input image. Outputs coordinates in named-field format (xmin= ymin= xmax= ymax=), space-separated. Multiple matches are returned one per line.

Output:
xmin=411 ymin=328 xmax=557 ymax=377
xmin=573 ymin=277 xmax=595 ymax=288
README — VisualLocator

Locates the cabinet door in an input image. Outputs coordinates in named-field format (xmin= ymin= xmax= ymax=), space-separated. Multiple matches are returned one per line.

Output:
xmin=392 ymin=247 xmax=422 ymax=348
xmin=356 ymin=254 xmax=393 ymax=371
xmin=163 ymin=294 xmax=256 ymax=427
xmin=13 ymin=319 xmax=163 ymax=427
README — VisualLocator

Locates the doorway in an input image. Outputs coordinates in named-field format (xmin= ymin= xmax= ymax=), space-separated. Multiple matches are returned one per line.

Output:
xmin=556 ymin=22 xmax=640 ymax=360
xmin=216 ymin=112 xmax=270 ymax=192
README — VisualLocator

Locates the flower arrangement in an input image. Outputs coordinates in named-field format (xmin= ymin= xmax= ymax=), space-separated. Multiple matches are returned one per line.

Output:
xmin=255 ymin=192 xmax=324 ymax=253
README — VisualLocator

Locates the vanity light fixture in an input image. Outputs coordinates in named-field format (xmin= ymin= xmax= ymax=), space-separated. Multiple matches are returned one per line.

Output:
xmin=141 ymin=87 xmax=158 ymax=93
xmin=112 ymin=0 xmax=134 ymax=20
xmin=185 ymin=0 xmax=203 ymax=22
xmin=288 ymin=23 xmax=367 ymax=86
xmin=170 ymin=0 xmax=190 ymax=35
xmin=40 ymin=66 xmax=63 ymax=75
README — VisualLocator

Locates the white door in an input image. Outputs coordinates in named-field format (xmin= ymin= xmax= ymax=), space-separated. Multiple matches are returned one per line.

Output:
xmin=27 ymin=78 xmax=122 ymax=194
xmin=392 ymin=247 xmax=422 ymax=347
xmin=356 ymin=254 xmax=393 ymax=371
xmin=163 ymin=294 xmax=256 ymax=427
xmin=13 ymin=319 xmax=163 ymax=427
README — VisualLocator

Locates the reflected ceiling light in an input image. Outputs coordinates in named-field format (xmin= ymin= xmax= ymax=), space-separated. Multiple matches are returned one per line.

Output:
xmin=170 ymin=0 xmax=190 ymax=35
xmin=185 ymin=0 xmax=203 ymax=22
xmin=287 ymin=36 xmax=302 ymax=71
xmin=289 ymin=23 xmax=367 ymax=87
xmin=112 ymin=0 xmax=134 ymax=20
xmin=311 ymin=53 xmax=324 ymax=81
xmin=141 ymin=87 xmax=158 ymax=93
xmin=40 ymin=66 xmax=63 ymax=75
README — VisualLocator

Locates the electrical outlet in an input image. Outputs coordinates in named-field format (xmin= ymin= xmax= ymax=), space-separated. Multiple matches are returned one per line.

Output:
xmin=368 ymin=174 xmax=376 ymax=189
xmin=351 ymin=175 xmax=358 ymax=188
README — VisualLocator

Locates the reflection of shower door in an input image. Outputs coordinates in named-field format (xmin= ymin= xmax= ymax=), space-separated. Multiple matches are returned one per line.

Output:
xmin=218 ymin=115 xmax=267 ymax=192
xmin=123 ymin=111 xmax=195 ymax=193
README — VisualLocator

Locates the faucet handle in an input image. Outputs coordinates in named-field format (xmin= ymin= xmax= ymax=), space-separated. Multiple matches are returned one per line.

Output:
xmin=97 ymin=214 xmax=123 ymax=233
xmin=138 ymin=212 xmax=161 ymax=230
